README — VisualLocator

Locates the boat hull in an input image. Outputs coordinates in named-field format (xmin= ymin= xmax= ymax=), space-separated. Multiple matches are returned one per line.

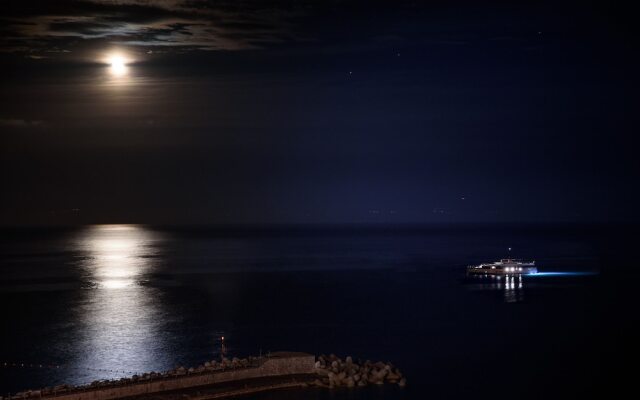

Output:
xmin=467 ymin=267 xmax=538 ymax=276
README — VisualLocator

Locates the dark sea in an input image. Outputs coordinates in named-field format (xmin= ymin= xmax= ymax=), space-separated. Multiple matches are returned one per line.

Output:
xmin=1 ymin=224 xmax=638 ymax=399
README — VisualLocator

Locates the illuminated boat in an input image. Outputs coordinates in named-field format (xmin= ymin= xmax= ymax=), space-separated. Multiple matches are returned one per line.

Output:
xmin=466 ymin=258 xmax=537 ymax=275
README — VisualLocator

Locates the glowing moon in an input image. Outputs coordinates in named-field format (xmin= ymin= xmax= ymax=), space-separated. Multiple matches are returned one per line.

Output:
xmin=108 ymin=55 xmax=128 ymax=76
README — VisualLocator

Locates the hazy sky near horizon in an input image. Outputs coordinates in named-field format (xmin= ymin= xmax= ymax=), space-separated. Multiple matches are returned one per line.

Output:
xmin=1 ymin=1 xmax=638 ymax=225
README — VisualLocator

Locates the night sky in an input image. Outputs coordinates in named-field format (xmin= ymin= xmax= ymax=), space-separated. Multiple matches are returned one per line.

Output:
xmin=1 ymin=1 xmax=638 ymax=225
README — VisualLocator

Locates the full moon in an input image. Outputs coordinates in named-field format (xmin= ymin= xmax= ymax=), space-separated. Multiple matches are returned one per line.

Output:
xmin=108 ymin=55 xmax=128 ymax=76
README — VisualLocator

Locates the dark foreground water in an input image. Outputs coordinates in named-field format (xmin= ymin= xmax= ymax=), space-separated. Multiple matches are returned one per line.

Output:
xmin=1 ymin=224 xmax=638 ymax=399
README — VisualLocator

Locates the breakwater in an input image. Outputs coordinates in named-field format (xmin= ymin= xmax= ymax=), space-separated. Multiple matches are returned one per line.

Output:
xmin=6 ymin=352 xmax=404 ymax=400
xmin=311 ymin=354 xmax=406 ymax=388
xmin=7 ymin=353 xmax=315 ymax=400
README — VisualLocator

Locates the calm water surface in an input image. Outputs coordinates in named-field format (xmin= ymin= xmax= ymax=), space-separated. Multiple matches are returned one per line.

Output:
xmin=1 ymin=225 xmax=637 ymax=399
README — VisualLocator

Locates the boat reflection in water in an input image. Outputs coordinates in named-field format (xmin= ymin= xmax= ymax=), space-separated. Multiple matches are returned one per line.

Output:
xmin=467 ymin=274 xmax=526 ymax=303
xmin=503 ymin=274 xmax=524 ymax=303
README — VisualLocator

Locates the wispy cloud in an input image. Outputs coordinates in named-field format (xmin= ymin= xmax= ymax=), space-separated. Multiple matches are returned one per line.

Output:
xmin=0 ymin=118 xmax=45 ymax=127
xmin=1 ymin=0 xmax=303 ymax=55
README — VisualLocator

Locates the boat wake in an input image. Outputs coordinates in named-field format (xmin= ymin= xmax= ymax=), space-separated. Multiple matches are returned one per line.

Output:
xmin=526 ymin=271 xmax=597 ymax=277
